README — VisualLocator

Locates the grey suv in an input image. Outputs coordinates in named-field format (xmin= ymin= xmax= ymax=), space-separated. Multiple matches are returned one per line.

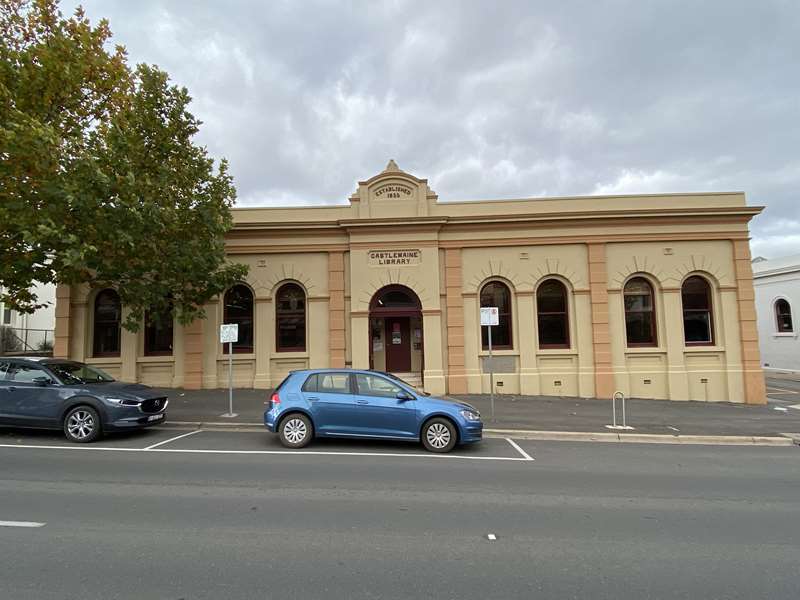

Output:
xmin=0 ymin=357 xmax=168 ymax=442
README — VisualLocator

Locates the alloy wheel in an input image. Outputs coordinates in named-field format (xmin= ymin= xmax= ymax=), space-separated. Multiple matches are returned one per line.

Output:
xmin=426 ymin=422 xmax=451 ymax=449
xmin=283 ymin=418 xmax=308 ymax=444
xmin=67 ymin=410 xmax=95 ymax=440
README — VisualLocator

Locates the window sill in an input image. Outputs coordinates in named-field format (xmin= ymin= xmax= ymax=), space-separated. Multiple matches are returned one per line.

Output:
xmin=273 ymin=351 xmax=309 ymax=359
xmin=217 ymin=353 xmax=256 ymax=361
xmin=86 ymin=356 xmax=121 ymax=364
xmin=478 ymin=349 xmax=518 ymax=356
xmin=536 ymin=348 xmax=577 ymax=356
xmin=137 ymin=355 xmax=175 ymax=363
xmin=683 ymin=346 xmax=726 ymax=352
xmin=773 ymin=332 xmax=797 ymax=338
xmin=625 ymin=347 xmax=666 ymax=354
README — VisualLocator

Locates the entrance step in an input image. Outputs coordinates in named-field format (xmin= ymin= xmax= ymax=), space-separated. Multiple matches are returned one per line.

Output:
xmin=392 ymin=372 xmax=423 ymax=388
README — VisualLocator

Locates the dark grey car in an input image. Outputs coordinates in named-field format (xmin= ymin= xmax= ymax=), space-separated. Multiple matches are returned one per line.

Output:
xmin=0 ymin=357 xmax=168 ymax=442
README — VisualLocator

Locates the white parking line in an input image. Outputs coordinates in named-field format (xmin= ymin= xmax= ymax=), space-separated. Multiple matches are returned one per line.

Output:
xmin=505 ymin=438 xmax=535 ymax=461
xmin=144 ymin=429 xmax=202 ymax=450
xmin=0 ymin=441 xmax=529 ymax=462
xmin=0 ymin=520 xmax=46 ymax=528
xmin=766 ymin=387 xmax=799 ymax=394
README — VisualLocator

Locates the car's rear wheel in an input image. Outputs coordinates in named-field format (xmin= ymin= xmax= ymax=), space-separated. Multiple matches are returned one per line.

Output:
xmin=279 ymin=413 xmax=313 ymax=449
xmin=63 ymin=406 xmax=101 ymax=443
xmin=421 ymin=417 xmax=457 ymax=453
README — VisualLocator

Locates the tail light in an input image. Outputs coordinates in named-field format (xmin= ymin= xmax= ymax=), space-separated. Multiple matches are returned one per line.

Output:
xmin=270 ymin=392 xmax=280 ymax=405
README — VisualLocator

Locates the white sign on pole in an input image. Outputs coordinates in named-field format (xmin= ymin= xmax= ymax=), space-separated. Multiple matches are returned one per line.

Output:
xmin=219 ymin=323 xmax=239 ymax=344
xmin=480 ymin=307 xmax=499 ymax=326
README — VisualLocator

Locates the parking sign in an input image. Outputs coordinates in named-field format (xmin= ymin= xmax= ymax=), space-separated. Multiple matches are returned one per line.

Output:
xmin=480 ymin=307 xmax=499 ymax=326
xmin=220 ymin=323 xmax=239 ymax=344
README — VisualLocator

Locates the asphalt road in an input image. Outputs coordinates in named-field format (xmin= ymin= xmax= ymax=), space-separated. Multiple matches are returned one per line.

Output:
xmin=1 ymin=427 xmax=798 ymax=600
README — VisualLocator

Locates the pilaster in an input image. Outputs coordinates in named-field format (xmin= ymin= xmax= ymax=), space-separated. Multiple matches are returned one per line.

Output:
xmin=587 ymin=243 xmax=614 ymax=399
xmin=732 ymin=240 xmax=767 ymax=404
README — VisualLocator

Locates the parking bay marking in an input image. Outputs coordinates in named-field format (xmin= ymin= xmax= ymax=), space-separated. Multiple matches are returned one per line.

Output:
xmin=505 ymin=437 xmax=535 ymax=461
xmin=144 ymin=429 xmax=203 ymax=450
xmin=0 ymin=520 xmax=46 ymax=528
xmin=0 ymin=439 xmax=532 ymax=462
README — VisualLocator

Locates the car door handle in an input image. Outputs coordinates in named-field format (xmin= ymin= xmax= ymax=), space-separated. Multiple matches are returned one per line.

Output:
xmin=7 ymin=387 xmax=16 ymax=392
xmin=356 ymin=399 xmax=369 ymax=405
xmin=307 ymin=396 xmax=320 ymax=402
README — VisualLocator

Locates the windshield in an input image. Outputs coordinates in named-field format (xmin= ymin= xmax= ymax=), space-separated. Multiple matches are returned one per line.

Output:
xmin=46 ymin=362 xmax=115 ymax=384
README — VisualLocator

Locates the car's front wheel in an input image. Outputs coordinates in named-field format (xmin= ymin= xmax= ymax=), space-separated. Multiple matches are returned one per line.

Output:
xmin=278 ymin=413 xmax=313 ymax=449
xmin=63 ymin=406 xmax=102 ymax=443
xmin=421 ymin=417 xmax=457 ymax=453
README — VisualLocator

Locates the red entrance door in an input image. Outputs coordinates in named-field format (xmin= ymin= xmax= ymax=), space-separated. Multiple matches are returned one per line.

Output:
xmin=384 ymin=317 xmax=411 ymax=372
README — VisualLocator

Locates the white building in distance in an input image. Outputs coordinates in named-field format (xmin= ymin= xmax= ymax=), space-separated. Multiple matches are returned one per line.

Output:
xmin=753 ymin=254 xmax=800 ymax=373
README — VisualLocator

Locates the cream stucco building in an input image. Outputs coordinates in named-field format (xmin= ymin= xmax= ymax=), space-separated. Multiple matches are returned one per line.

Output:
xmin=53 ymin=161 xmax=767 ymax=404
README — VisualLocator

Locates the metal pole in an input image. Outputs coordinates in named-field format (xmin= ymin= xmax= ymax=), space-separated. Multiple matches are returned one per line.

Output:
xmin=488 ymin=324 xmax=494 ymax=420
xmin=621 ymin=393 xmax=626 ymax=428
xmin=228 ymin=341 xmax=233 ymax=416
xmin=612 ymin=392 xmax=617 ymax=428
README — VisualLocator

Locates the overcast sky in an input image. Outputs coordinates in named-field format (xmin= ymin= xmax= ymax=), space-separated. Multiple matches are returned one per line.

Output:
xmin=67 ymin=0 xmax=800 ymax=258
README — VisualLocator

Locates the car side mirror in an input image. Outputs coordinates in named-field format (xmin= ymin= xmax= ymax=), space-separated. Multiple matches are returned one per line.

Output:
xmin=32 ymin=376 xmax=52 ymax=386
xmin=396 ymin=391 xmax=415 ymax=401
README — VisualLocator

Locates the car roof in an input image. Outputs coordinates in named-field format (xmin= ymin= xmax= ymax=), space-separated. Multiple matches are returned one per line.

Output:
xmin=289 ymin=368 xmax=390 ymax=376
xmin=2 ymin=356 xmax=49 ymax=362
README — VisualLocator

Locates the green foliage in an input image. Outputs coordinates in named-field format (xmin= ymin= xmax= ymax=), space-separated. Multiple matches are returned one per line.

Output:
xmin=0 ymin=0 xmax=247 ymax=330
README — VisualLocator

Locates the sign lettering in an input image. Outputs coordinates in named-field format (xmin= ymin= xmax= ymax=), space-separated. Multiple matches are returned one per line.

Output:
xmin=368 ymin=249 xmax=421 ymax=267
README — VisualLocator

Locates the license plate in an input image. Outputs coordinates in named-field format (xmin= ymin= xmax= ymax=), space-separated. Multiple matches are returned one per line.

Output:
xmin=147 ymin=414 xmax=164 ymax=422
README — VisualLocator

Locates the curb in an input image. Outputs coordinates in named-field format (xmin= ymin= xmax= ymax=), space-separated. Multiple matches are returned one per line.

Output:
xmin=483 ymin=428 xmax=797 ymax=446
xmin=163 ymin=421 xmax=798 ymax=447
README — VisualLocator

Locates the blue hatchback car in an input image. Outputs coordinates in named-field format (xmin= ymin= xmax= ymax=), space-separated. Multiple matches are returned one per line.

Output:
xmin=265 ymin=369 xmax=482 ymax=452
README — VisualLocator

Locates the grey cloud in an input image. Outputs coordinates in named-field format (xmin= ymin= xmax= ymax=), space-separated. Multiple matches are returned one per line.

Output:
xmin=67 ymin=0 xmax=800 ymax=256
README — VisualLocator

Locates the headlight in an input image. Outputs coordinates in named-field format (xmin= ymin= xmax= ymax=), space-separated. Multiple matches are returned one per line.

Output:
xmin=460 ymin=409 xmax=481 ymax=421
xmin=105 ymin=397 xmax=140 ymax=407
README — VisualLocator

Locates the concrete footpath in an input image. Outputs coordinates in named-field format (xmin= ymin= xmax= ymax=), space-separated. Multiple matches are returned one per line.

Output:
xmin=156 ymin=376 xmax=800 ymax=446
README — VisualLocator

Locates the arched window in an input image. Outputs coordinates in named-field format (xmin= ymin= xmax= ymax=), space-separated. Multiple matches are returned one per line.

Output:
xmin=144 ymin=299 xmax=174 ymax=356
xmin=537 ymin=279 xmax=569 ymax=348
xmin=624 ymin=277 xmax=657 ymax=347
xmin=682 ymin=276 xmax=714 ymax=345
xmin=775 ymin=299 xmax=793 ymax=333
xmin=276 ymin=283 xmax=306 ymax=352
xmin=223 ymin=284 xmax=254 ymax=353
xmin=93 ymin=289 xmax=121 ymax=357
xmin=480 ymin=281 xmax=512 ymax=349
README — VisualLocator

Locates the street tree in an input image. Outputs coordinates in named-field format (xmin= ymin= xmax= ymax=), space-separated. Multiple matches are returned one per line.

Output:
xmin=0 ymin=0 xmax=247 ymax=329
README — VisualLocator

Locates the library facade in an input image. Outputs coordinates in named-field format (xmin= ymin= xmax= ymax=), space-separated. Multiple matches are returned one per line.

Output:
xmin=54 ymin=161 xmax=767 ymax=403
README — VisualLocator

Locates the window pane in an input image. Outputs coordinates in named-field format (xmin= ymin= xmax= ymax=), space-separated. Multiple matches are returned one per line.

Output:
xmin=145 ymin=303 xmax=173 ymax=355
xmin=776 ymin=300 xmax=793 ymax=332
xmin=682 ymin=277 xmax=710 ymax=309
xmin=537 ymin=281 xmax=567 ymax=313
xmin=302 ymin=374 xmax=318 ymax=393
xmin=480 ymin=282 xmax=512 ymax=349
xmin=318 ymin=373 xmax=350 ymax=393
xmin=6 ymin=364 xmax=51 ymax=383
xmin=356 ymin=374 xmax=402 ymax=397
xmin=480 ymin=282 xmax=510 ymax=313
xmin=626 ymin=312 xmax=655 ymax=345
xmin=93 ymin=289 xmax=120 ymax=356
xmin=224 ymin=285 xmax=254 ymax=353
xmin=276 ymin=283 xmax=306 ymax=351
xmin=684 ymin=312 xmax=712 ymax=343
xmin=538 ymin=314 xmax=568 ymax=347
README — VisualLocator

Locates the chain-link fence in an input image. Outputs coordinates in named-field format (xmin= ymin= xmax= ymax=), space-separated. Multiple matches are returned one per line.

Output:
xmin=0 ymin=326 xmax=55 ymax=355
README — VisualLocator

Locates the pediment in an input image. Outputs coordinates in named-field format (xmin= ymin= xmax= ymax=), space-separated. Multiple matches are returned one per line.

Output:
xmin=350 ymin=160 xmax=437 ymax=218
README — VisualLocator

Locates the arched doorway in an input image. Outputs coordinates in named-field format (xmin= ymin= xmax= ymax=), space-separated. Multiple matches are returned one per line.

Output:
xmin=369 ymin=285 xmax=423 ymax=379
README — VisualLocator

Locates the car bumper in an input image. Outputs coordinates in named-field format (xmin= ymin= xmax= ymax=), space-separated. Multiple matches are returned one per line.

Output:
xmin=106 ymin=412 xmax=167 ymax=431
xmin=460 ymin=421 xmax=483 ymax=444
xmin=264 ymin=408 xmax=278 ymax=433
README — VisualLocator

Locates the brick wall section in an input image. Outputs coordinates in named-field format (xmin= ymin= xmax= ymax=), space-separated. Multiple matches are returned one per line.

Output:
xmin=328 ymin=251 xmax=346 ymax=368
xmin=445 ymin=249 xmax=467 ymax=393
xmin=182 ymin=318 xmax=204 ymax=389
xmin=733 ymin=240 xmax=767 ymax=404
xmin=53 ymin=284 xmax=71 ymax=358
xmin=588 ymin=243 xmax=615 ymax=399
